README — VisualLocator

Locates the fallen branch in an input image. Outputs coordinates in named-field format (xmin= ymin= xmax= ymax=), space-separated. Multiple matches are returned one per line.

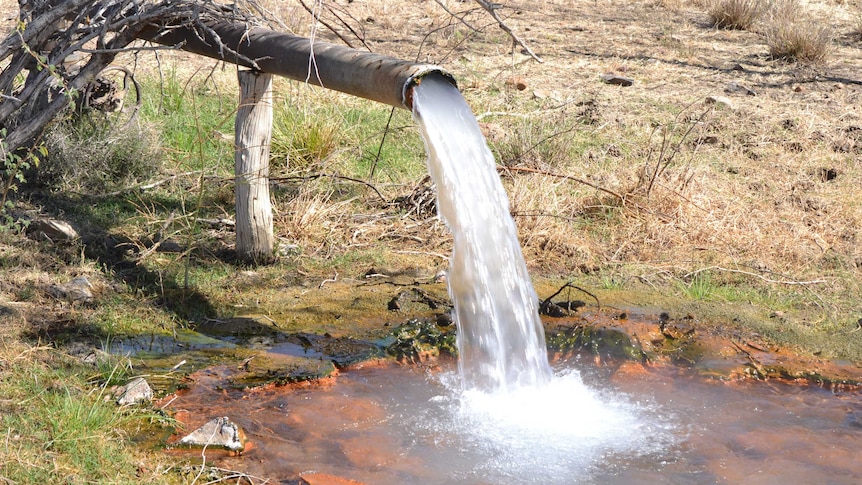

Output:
xmin=433 ymin=0 xmax=481 ymax=32
xmin=541 ymin=281 xmax=600 ymax=314
xmin=499 ymin=165 xmax=624 ymax=202
xmin=474 ymin=0 xmax=542 ymax=63
xmin=270 ymin=172 xmax=387 ymax=204
xmin=684 ymin=266 xmax=827 ymax=286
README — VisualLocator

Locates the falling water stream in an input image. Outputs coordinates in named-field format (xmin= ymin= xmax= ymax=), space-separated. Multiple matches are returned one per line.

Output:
xmin=412 ymin=72 xmax=552 ymax=392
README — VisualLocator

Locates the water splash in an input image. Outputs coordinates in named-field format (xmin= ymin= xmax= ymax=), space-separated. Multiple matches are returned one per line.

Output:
xmin=412 ymin=73 xmax=552 ymax=391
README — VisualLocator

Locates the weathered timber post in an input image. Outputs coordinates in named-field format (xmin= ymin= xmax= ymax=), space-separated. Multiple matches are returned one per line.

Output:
xmin=234 ymin=69 xmax=275 ymax=264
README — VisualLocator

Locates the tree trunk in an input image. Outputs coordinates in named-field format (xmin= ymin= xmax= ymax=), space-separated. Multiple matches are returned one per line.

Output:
xmin=234 ymin=69 xmax=275 ymax=264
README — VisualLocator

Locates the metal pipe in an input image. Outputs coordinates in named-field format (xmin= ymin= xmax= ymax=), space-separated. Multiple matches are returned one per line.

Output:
xmin=139 ymin=22 xmax=456 ymax=110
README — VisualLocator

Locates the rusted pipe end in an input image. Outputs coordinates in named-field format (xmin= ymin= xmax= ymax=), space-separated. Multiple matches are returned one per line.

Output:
xmin=402 ymin=67 xmax=458 ymax=111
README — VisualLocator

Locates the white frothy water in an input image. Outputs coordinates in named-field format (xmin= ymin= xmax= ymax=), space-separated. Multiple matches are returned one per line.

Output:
xmin=393 ymin=368 xmax=670 ymax=484
xmin=412 ymin=73 xmax=553 ymax=392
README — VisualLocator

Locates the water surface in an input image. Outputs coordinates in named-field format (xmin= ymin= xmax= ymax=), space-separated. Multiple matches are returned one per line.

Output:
xmin=170 ymin=361 xmax=862 ymax=484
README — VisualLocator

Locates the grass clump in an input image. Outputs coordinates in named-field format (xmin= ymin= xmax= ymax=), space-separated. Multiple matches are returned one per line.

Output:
xmin=763 ymin=0 xmax=833 ymax=63
xmin=271 ymin=101 xmax=342 ymax=172
xmin=707 ymin=0 xmax=768 ymax=30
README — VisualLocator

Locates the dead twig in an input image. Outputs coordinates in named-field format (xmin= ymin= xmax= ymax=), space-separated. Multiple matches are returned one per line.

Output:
xmin=541 ymin=281 xmax=600 ymax=312
xmin=474 ymin=0 xmax=543 ymax=63
xmin=270 ymin=172 xmax=387 ymax=204
xmin=433 ymin=0 xmax=481 ymax=31
xmin=684 ymin=265 xmax=827 ymax=286
xmin=500 ymin=166 xmax=624 ymax=202
xmin=297 ymin=0 xmax=357 ymax=49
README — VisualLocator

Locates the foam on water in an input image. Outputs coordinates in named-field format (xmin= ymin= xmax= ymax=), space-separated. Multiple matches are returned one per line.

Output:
xmin=389 ymin=368 xmax=672 ymax=484
xmin=412 ymin=73 xmax=553 ymax=392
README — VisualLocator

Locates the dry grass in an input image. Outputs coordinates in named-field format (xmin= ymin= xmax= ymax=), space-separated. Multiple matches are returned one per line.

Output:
xmin=763 ymin=0 xmax=834 ymax=62
xmin=852 ymin=4 xmax=862 ymax=40
xmin=707 ymin=0 xmax=768 ymax=30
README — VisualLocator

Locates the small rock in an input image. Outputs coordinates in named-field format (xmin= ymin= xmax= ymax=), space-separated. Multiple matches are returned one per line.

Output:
xmin=435 ymin=312 xmax=453 ymax=327
xmin=705 ymin=95 xmax=733 ymax=109
xmin=725 ymin=81 xmax=756 ymax=96
xmin=48 ymin=276 xmax=95 ymax=304
xmin=661 ymin=322 xmax=695 ymax=340
xmin=792 ymin=85 xmax=803 ymax=93
xmin=115 ymin=377 xmax=153 ymax=406
xmin=387 ymin=295 xmax=401 ymax=311
xmin=155 ymin=239 xmax=184 ymax=253
xmin=505 ymin=75 xmax=528 ymax=91
xmin=179 ymin=417 xmax=246 ymax=451
xmin=600 ymin=74 xmax=634 ymax=87
xmin=539 ymin=300 xmax=566 ymax=318
xmin=27 ymin=218 xmax=78 ymax=241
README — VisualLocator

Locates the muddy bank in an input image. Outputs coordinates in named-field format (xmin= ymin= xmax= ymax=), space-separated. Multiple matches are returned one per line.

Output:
xmin=107 ymin=278 xmax=862 ymax=396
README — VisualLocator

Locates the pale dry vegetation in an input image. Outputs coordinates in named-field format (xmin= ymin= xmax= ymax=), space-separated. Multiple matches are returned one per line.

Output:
xmin=285 ymin=0 xmax=861 ymax=323
xmin=763 ymin=0 xmax=834 ymax=62
xmin=2 ymin=0 xmax=861 ymax=333
xmin=707 ymin=0 xmax=768 ymax=30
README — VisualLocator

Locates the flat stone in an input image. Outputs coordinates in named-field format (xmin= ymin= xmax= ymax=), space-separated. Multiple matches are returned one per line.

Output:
xmin=27 ymin=218 xmax=79 ymax=241
xmin=227 ymin=351 xmax=338 ymax=389
xmin=115 ymin=377 xmax=153 ymax=405
xmin=47 ymin=276 xmax=95 ymax=303
xmin=705 ymin=95 xmax=733 ymax=109
xmin=600 ymin=74 xmax=634 ymax=86
xmin=179 ymin=416 xmax=246 ymax=451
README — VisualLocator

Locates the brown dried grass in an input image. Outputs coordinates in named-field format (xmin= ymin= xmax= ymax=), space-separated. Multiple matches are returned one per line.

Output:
xmin=763 ymin=0 xmax=834 ymax=63
xmin=707 ymin=0 xmax=768 ymax=30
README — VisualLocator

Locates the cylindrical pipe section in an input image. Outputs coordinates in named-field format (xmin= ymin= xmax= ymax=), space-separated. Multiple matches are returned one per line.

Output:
xmin=139 ymin=22 xmax=455 ymax=110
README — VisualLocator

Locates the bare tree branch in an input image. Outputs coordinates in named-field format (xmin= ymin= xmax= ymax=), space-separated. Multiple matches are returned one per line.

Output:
xmin=474 ymin=0 xmax=542 ymax=63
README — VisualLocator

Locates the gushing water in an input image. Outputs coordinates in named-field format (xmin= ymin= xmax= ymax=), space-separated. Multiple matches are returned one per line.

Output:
xmin=407 ymin=74 xmax=660 ymax=481
xmin=412 ymin=73 xmax=553 ymax=391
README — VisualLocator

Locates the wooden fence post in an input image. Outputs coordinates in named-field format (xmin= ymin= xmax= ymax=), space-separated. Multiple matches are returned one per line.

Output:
xmin=235 ymin=69 xmax=275 ymax=264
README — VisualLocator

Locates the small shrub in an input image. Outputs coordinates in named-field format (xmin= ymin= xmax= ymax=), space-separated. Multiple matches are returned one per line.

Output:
xmin=40 ymin=117 xmax=162 ymax=193
xmin=763 ymin=0 xmax=833 ymax=63
xmin=707 ymin=0 xmax=768 ymax=30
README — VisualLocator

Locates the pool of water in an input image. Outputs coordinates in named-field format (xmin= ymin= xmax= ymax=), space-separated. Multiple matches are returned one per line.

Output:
xmin=166 ymin=359 xmax=862 ymax=484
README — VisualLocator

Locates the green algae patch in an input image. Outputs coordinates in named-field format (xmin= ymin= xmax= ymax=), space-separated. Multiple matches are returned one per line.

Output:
xmin=384 ymin=318 xmax=458 ymax=363
xmin=547 ymin=324 xmax=647 ymax=362
xmin=226 ymin=279 xmax=451 ymax=340
xmin=228 ymin=352 xmax=337 ymax=389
